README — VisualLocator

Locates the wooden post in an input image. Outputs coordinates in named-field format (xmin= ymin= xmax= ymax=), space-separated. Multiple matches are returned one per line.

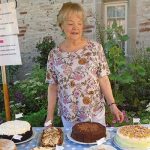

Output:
xmin=1 ymin=66 xmax=11 ymax=121
xmin=0 ymin=0 xmax=11 ymax=121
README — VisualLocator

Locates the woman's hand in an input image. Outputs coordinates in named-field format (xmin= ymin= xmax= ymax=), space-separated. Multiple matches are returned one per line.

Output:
xmin=45 ymin=84 xmax=57 ymax=128
xmin=99 ymin=76 xmax=124 ymax=123
xmin=109 ymin=104 xmax=124 ymax=123
xmin=44 ymin=116 xmax=53 ymax=127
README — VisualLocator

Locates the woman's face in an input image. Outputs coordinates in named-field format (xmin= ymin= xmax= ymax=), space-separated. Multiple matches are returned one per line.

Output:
xmin=61 ymin=13 xmax=84 ymax=41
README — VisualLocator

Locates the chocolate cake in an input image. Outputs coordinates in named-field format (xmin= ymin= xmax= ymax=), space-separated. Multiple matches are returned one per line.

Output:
xmin=0 ymin=120 xmax=33 ymax=143
xmin=71 ymin=122 xmax=106 ymax=143
xmin=41 ymin=127 xmax=63 ymax=147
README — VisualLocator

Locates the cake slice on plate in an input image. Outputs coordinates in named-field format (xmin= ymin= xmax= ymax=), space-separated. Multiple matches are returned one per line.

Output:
xmin=41 ymin=127 xmax=63 ymax=147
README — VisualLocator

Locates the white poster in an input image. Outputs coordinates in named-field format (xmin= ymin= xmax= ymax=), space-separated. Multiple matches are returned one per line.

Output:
xmin=0 ymin=35 xmax=22 ymax=66
xmin=0 ymin=2 xmax=19 ymax=35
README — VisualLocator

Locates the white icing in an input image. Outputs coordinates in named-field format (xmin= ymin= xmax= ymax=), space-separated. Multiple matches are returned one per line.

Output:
xmin=117 ymin=126 xmax=150 ymax=142
xmin=116 ymin=125 xmax=150 ymax=149
xmin=0 ymin=120 xmax=31 ymax=135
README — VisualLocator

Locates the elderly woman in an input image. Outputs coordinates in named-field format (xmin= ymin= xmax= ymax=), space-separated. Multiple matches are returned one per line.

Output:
xmin=45 ymin=2 xmax=124 ymax=130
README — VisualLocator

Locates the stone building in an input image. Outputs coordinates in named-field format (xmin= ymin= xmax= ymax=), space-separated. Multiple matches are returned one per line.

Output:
xmin=1 ymin=0 xmax=150 ymax=79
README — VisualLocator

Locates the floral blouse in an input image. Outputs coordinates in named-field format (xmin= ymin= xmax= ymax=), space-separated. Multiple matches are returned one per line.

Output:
xmin=46 ymin=40 xmax=110 ymax=122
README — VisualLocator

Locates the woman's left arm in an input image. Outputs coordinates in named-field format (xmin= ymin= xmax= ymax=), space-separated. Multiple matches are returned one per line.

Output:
xmin=99 ymin=75 xmax=124 ymax=123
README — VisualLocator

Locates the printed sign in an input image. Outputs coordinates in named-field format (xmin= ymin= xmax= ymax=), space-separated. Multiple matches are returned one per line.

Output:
xmin=12 ymin=135 xmax=22 ymax=140
xmin=0 ymin=2 xmax=19 ymax=35
xmin=0 ymin=35 xmax=22 ymax=66
xmin=15 ymin=113 xmax=23 ymax=119
xmin=133 ymin=118 xmax=140 ymax=124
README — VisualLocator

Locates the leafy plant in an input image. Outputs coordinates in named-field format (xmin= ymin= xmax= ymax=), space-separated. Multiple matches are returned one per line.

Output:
xmin=0 ymin=65 xmax=20 ymax=117
xmin=34 ymin=36 xmax=55 ymax=68
xmin=17 ymin=107 xmax=62 ymax=127
xmin=102 ymin=22 xmax=134 ymax=105
xmin=104 ymin=21 xmax=128 ymax=54
xmin=0 ymin=66 xmax=19 ymax=85
xmin=140 ymin=112 xmax=150 ymax=124
xmin=9 ymin=65 xmax=48 ymax=114
xmin=105 ymin=106 xmax=132 ymax=127
xmin=0 ymin=85 xmax=3 ymax=112
xmin=96 ymin=20 xmax=149 ymax=125
xmin=0 ymin=111 xmax=5 ymax=124
xmin=7 ymin=65 xmax=62 ymax=127
xmin=95 ymin=18 xmax=105 ymax=47
xmin=123 ymin=48 xmax=149 ymax=112
xmin=21 ymin=109 xmax=47 ymax=127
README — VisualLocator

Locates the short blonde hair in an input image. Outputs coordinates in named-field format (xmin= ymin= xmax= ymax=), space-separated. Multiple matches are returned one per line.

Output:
xmin=57 ymin=2 xmax=85 ymax=28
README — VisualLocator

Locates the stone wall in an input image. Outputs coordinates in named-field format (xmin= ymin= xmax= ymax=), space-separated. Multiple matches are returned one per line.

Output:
xmin=136 ymin=0 xmax=150 ymax=50
xmin=1 ymin=0 xmax=96 ymax=79
xmin=1 ymin=0 xmax=150 ymax=79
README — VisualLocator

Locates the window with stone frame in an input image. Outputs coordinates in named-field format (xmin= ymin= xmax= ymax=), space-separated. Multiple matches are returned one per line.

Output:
xmin=104 ymin=1 xmax=128 ymax=54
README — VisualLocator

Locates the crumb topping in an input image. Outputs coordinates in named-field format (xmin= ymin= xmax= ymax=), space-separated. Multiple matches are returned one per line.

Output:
xmin=76 ymin=122 xmax=104 ymax=132
xmin=120 ymin=125 xmax=150 ymax=138
xmin=41 ymin=127 xmax=62 ymax=147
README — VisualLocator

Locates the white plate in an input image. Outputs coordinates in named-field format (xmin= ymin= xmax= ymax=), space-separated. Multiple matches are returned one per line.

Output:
xmin=88 ymin=144 xmax=117 ymax=150
xmin=113 ymin=137 xmax=125 ymax=150
xmin=67 ymin=131 xmax=110 ymax=145
xmin=15 ymin=131 xmax=35 ymax=145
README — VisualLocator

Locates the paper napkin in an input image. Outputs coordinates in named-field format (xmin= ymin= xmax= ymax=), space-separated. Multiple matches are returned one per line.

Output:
xmin=96 ymin=137 xmax=106 ymax=145
xmin=56 ymin=145 xmax=64 ymax=150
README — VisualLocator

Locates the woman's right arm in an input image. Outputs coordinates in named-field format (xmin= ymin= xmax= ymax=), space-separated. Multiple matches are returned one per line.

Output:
xmin=45 ymin=84 xmax=58 ymax=126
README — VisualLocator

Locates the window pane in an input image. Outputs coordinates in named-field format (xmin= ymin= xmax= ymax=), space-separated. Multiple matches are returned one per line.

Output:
xmin=107 ymin=7 xmax=113 ymax=18
xmin=107 ymin=5 xmax=126 ymax=32
xmin=117 ymin=6 xmax=125 ymax=18
xmin=107 ymin=5 xmax=125 ymax=19
xmin=105 ymin=4 xmax=127 ymax=54
xmin=107 ymin=6 xmax=117 ymax=18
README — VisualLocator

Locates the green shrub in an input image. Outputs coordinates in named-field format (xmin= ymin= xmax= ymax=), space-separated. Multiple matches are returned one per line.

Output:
xmin=97 ymin=21 xmax=149 ymax=109
xmin=96 ymin=20 xmax=150 ymax=125
xmin=7 ymin=65 xmax=62 ymax=127
xmin=21 ymin=108 xmax=47 ymax=127
xmin=34 ymin=36 xmax=55 ymax=68
xmin=123 ymin=49 xmax=150 ymax=112
xmin=0 ymin=66 xmax=19 ymax=113
xmin=103 ymin=22 xmax=134 ymax=105
xmin=9 ymin=65 xmax=47 ymax=114
xmin=19 ymin=107 xmax=62 ymax=127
